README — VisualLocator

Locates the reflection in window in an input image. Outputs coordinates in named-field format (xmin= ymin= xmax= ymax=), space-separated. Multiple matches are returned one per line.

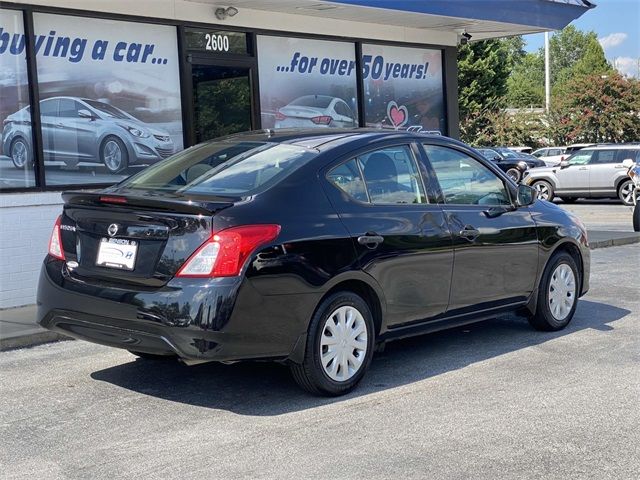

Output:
xmin=358 ymin=146 xmax=426 ymax=204
xmin=425 ymin=145 xmax=510 ymax=206
xmin=328 ymin=159 xmax=368 ymax=202
xmin=0 ymin=9 xmax=35 ymax=189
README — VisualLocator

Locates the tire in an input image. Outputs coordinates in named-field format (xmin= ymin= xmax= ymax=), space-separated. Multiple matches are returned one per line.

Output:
xmin=9 ymin=137 xmax=31 ymax=169
xmin=618 ymin=179 xmax=635 ymax=206
xmin=505 ymin=168 xmax=522 ymax=183
xmin=100 ymin=136 xmax=129 ymax=173
xmin=560 ymin=197 xmax=578 ymax=203
xmin=528 ymin=252 xmax=580 ymax=331
xmin=128 ymin=350 xmax=173 ymax=360
xmin=633 ymin=203 xmax=640 ymax=232
xmin=532 ymin=180 xmax=554 ymax=202
xmin=290 ymin=291 xmax=375 ymax=396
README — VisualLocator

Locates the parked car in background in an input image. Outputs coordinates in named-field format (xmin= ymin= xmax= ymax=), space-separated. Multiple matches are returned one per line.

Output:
xmin=477 ymin=147 xmax=545 ymax=182
xmin=532 ymin=147 xmax=567 ymax=166
xmin=564 ymin=143 xmax=596 ymax=155
xmin=275 ymin=95 xmax=357 ymax=129
xmin=37 ymin=129 xmax=590 ymax=396
xmin=2 ymin=96 xmax=175 ymax=173
xmin=524 ymin=144 xmax=640 ymax=205
xmin=508 ymin=146 xmax=533 ymax=154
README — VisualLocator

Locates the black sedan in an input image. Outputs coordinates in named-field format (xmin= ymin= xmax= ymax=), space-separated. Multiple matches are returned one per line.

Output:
xmin=38 ymin=130 xmax=590 ymax=396
xmin=478 ymin=147 xmax=546 ymax=183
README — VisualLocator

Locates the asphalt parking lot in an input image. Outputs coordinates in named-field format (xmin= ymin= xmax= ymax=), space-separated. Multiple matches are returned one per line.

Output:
xmin=1 ymin=243 xmax=638 ymax=480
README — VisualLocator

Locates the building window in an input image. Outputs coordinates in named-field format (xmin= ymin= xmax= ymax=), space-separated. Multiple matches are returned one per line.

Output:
xmin=362 ymin=44 xmax=445 ymax=134
xmin=257 ymin=36 xmax=358 ymax=129
xmin=0 ymin=9 xmax=35 ymax=189
xmin=32 ymin=13 xmax=184 ymax=186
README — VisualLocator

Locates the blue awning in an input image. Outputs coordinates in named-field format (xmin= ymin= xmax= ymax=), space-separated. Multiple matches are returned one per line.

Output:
xmin=329 ymin=0 xmax=594 ymax=31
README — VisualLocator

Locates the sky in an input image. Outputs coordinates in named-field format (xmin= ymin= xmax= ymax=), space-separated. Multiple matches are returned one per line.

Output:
xmin=523 ymin=0 xmax=640 ymax=78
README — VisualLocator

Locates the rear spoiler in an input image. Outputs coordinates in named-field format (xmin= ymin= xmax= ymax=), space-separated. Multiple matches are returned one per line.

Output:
xmin=61 ymin=191 xmax=235 ymax=216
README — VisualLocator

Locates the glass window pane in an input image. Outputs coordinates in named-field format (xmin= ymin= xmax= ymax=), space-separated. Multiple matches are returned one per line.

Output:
xmin=359 ymin=146 xmax=426 ymax=204
xmin=0 ymin=9 xmax=36 ymax=189
xmin=568 ymin=151 xmax=592 ymax=165
xmin=593 ymin=150 xmax=617 ymax=164
xmin=362 ymin=44 xmax=445 ymax=134
xmin=425 ymin=145 xmax=510 ymax=206
xmin=33 ymin=13 xmax=184 ymax=186
xmin=328 ymin=159 xmax=368 ymax=202
xmin=257 ymin=36 xmax=358 ymax=129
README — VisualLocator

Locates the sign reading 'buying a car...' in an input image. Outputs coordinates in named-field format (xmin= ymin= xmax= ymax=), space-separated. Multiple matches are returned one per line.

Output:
xmin=0 ymin=11 xmax=184 ymax=182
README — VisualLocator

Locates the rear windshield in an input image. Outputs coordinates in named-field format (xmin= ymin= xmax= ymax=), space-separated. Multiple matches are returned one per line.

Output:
xmin=119 ymin=140 xmax=316 ymax=196
xmin=290 ymin=96 xmax=333 ymax=108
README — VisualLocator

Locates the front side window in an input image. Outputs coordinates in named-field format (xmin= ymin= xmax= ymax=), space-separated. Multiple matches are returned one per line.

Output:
xmin=120 ymin=140 xmax=316 ymax=196
xmin=358 ymin=146 xmax=426 ymax=204
xmin=567 ymin=151 xmax=593 ymax=165
xmin=57 ymin=99 xmax=81 ymax=118
xmin=424 ymin=145 xmax=511 ymax=206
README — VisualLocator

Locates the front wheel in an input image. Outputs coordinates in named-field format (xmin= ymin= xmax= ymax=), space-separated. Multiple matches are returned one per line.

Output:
xmin=290 ymin=292 xmax=374 ymax=396
xmin=618 ymin=180 xmax=635 ymax=206
xmin=100 ymin=136 xmax=129 ymax=173
xmin=528 ymin=252 xmax=579 ymax=331
xmin=10 ymin=137 xmax=31 ymax=169
xmin=532 ymin=180 xmax=555 ymax=202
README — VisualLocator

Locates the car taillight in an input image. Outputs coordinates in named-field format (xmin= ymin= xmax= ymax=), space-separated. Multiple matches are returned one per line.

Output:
xmin=99 ymin=196 xmax=128 ymax=204
xmin=48 ymin=215 xmax=65 ymax=261
xmin=275 ymin=111 xmax=286 ymax=121
xmin=310 ymin=115 xmax=332 ymax=125
xmin=176 ymin=224 xmax=281 ymax=278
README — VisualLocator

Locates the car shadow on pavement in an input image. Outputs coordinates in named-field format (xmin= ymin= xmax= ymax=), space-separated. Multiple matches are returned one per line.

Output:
xmin=90 ymin=299 xmax=630 ymax=416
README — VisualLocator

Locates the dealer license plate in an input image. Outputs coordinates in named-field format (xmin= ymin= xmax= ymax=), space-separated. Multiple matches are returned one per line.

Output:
xmin=96 ymin=237 xmax=138 ymax=271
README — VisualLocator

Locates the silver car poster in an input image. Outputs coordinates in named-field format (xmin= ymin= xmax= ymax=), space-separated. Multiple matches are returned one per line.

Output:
xmin=257 ymin=35 xmax=359 ymax=130
xmin=362 ymin=44 xmax=445 ymax=133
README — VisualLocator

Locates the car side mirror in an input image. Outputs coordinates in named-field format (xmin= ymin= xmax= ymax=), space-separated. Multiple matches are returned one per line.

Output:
xmin=560 ymin=160 xmax=570 ymax=169
xmin=78 ymin=109 xmax=95 ymax=120
xmin=622 ymin=159 xmax=635 ymax=168
xmin=516 ymin=184 xmax=537 ymax=207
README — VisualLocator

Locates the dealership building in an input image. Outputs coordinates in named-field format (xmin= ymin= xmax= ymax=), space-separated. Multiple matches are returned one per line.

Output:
xmin=0 ymin=0 xmax=591 ymax=309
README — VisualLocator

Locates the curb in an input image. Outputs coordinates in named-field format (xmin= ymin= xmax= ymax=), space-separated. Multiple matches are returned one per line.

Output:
xmin=589 ymin=235 xmax=640 ymax=250
xmin=0 ymin=331 xmax=72 ymax=352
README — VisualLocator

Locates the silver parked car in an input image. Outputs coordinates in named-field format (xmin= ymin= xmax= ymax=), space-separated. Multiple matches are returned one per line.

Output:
xmin=275 ymin=95 xmax=357 ymax=128
xmin=2 ymin=97 xmax=175 ymax=173
xmin=523 ymin=144 xmax=640 ymax=205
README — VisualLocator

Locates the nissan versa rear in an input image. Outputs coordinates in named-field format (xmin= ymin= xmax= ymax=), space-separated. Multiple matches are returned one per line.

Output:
xmin=38 ymin=130 xmax=590 ymax=396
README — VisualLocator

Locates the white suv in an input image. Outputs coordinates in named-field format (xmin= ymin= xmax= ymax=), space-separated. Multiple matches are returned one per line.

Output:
xmin=523 ymin=144 xmax=640 ymax=205
xmin=532 ymin=147 xmax=566 ymax=166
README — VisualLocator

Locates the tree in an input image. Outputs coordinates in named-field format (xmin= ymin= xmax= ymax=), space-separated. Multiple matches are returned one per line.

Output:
xmin=547 ymin=72 xmax=640 ymax=144
xmin=506 ymin=53 xmax=545 ymax=108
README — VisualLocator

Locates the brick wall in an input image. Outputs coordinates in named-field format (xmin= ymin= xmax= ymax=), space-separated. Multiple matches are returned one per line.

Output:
xmin=0 ymin=192 xmax=63 ymax=309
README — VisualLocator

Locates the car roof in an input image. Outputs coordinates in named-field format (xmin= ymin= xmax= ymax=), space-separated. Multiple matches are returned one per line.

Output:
xmin=218 ymin=128 xmax=453 ymax=151
xmin=582 ymin=144 xmax=640 ymax=151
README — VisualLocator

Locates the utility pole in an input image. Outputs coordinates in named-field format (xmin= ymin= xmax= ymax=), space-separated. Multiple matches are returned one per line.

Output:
xmin=545 ymin=31 xmax=551 ymax=113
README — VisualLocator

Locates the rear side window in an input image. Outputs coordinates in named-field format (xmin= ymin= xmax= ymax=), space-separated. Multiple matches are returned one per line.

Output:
xmin=327 ymin=159 xmax=368 ymax=202
xmin=424 ymin=145 xmax=510 ymax=206
xmin=121 ymin=141 xmax=316 ymax=196
xmin=592 ymin=150 xmax=617 ymax=164
xmin=358 ymin=146 xmax=427 ymax=204
xmin=40 ymin=99 xmax=58 ymax=116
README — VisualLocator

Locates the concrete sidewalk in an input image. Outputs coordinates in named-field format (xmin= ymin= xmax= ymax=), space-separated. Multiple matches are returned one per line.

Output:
xmin=1 ymin=229 xmax=638 ymax=351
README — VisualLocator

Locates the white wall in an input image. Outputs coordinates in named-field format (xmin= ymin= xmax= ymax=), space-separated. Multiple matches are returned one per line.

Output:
xmin=0 ymin=192 xmax=63 ymax=308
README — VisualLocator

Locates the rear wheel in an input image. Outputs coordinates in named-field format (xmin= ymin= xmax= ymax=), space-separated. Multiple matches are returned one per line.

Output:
xmin=618 ymin=180 xmax=635 ymax=206
xmin=290 ymin=292 xmax=374 ymax=396
xmin=10 ymin=137 xmax=31 ymax=169
xmin=528 ymin=252 xmax=579 ymax=331
xmin=505 ymin=168 xmax=522 ymax=183
xmin=101 ymin=136 xmax=129 ymax=173
xmin=532 ymin=180 xmax=554 ymax=202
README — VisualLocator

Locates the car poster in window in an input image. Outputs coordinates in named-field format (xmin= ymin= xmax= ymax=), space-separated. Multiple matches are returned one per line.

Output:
xmin=0 ymin=9 xmax=35 ymax=188
xmin=362 ymin=44 xmax=445 ymax=134
xmin=30 ymin=13 xmax=183 ymax=185
xmin=257 ymin=36 xmax=358 ymax=129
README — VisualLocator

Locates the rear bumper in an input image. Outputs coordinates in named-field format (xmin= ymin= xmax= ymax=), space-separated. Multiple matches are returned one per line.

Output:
xmin=37 ymin=260 xmax=312 ymax=363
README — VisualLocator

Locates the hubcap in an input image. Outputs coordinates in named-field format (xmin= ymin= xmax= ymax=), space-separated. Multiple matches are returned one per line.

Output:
xmin=535 ymin=182 xmax=550 ymax=200
xmin=103 ymin=140 xmax=122 ymax=171
xmin=320 ymin=306 xmax=368 ymax=382
xmin=621 ymin=183 xmax=634 ymax=205
xmin=11 ymin=141 xmax=27 ymax=167
xmin=548 ymin=263 xmax=576 ymax=321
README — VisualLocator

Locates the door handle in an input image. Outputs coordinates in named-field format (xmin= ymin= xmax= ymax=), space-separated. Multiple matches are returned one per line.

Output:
xmin=357 ymin=234 xmax=384 ymax=249
xmin=56 ymin=123 xmax=64 ymax=128
xmin=459 ymin=226 xmax=480 ymax=241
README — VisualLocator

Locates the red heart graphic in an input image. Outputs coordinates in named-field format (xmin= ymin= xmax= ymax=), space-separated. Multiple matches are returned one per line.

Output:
xmin=387 ymin=101 xmax=408 ymax=128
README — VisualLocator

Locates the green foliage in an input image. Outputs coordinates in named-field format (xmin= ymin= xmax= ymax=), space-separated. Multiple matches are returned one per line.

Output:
xmin=506 ymin=53 xmax=545 ymax=108
xmin=547 ymin=73 xmax=640 ymax=144
xmin=461 ymin=110 xmax=545 ymax=148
